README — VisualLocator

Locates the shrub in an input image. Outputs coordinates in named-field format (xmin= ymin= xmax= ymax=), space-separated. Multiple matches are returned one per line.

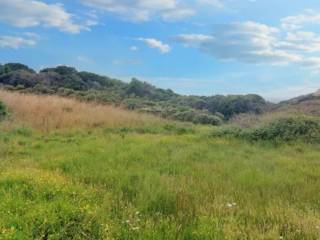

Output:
xmin=2 ymin=63 xmax=35 ymax=74
xmin=0 ymin=101 xmax=7 ymax=119
xmin=213 ymin=117 xmax=320 ymax=143
xmin=192 ymin=113 xmax=222 ymax=125
xmin=248 ymin=117 xmax=320 ymax=142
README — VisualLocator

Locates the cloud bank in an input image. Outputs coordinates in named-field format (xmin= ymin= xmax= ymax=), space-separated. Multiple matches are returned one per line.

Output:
xmin=0 ymin=0 xmax=95 ymax=33
xmin=175 ymin=15 xmax=320 ymax=71
xmin=0 ymin=34 xmax=38 ymax=49
xmin=80 ymin=0 xmax=224 ymax=22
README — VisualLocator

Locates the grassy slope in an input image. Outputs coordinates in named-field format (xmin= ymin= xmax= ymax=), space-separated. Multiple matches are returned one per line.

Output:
xmin=1 ymin=91 xmax=320 ymax=239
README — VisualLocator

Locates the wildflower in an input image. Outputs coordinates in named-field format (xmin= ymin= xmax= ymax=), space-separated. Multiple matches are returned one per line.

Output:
xmin=227 ymin=203 xmax=233 ymax=208
xmin=226 ymin=202 xmax=237 ymax=208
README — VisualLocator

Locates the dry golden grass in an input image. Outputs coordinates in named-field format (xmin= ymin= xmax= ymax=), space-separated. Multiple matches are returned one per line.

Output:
xmin=0 ymin=90 xmax=162 ymax=132
xmin=229 ymin=111 xmax=297 ymax=128
xmin=276 ymin=100 xmax=320 ymax=116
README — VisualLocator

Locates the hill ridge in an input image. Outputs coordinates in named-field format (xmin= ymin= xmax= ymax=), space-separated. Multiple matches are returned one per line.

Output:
xmin=0 ymin=62 xmax=267 ymax=125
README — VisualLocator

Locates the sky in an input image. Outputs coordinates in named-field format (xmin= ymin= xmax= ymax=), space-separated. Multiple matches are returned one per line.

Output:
xmin=1 ymin=0 xmax=320 ymax=102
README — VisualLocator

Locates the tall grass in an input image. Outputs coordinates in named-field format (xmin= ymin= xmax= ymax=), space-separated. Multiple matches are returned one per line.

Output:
xmin=1 ymin=90 xmax=320 ymax=239
xmin=1 ymin=129 xmax=320 ymax=239
xmin=0 ymin=90 xmax=162 ymax=132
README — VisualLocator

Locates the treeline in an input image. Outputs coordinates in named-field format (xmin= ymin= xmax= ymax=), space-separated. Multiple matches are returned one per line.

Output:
xmin=0 ymin=63 xmax=267 ymax=125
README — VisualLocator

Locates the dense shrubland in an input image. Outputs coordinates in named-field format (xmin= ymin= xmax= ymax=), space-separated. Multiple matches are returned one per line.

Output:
xmin=0 ymin=63 xmax=267 ymax=125
xmin=213 ymin=116 xmax=320 ymax=143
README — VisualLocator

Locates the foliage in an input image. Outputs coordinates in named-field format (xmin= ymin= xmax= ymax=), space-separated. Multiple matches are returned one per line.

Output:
xmin=204 ymin=94 xmax=266 ymax=119
xmin=193 ymin=112 xmax=223 ymax=125
xmin=0 ymin=63 xmax=35 ymax=75
xmin=0 ymin=63 xmax=268 ymax=124
xmin=213 ymin=116 xmax=320 ymax=142
xmin=0 ymin=101 xmax=6 ymax=119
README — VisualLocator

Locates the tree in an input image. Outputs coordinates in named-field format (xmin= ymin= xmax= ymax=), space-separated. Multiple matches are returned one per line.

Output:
xmin=126 ymin=78 xmax=153 ymax=98
xmin=3 ymin=63 xmax=35 ymax=73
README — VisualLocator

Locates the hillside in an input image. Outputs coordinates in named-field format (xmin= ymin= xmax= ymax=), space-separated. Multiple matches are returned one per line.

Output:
xmin=1 ymin=90 xmax=320 ymax=239
xmin=272 ymin=89 xmax=320 ymax=116
xmin=0 ymin=63 xmax=267 ymax=125
xmin=0 ymin=90 xmax=165 ymax=132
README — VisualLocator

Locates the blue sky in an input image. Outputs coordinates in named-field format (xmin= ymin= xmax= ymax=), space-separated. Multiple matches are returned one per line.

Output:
xmin=1 ymin=0 xmax=320 ymax=101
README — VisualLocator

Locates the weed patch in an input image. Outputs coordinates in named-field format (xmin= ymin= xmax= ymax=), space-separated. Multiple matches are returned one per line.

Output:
xmin=213 ymin=117 xmax=320 ymax=143
xmin=0 ymin=169 xmax=103 ymax=239
xmin=0 ymin=101 xmax=6 ymax=120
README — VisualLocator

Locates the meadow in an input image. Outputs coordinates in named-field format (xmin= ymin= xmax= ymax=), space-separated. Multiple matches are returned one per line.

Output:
xmin=1 ymin=90 xmax=320 ymax=239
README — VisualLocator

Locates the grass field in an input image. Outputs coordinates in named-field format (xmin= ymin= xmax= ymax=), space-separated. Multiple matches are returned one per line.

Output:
xmin=1 ymin=91 xmax=320 ymax=239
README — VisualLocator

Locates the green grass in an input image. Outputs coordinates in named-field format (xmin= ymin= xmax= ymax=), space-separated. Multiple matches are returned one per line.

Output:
xmin=1 ymin=125 xmax=320 ymax=239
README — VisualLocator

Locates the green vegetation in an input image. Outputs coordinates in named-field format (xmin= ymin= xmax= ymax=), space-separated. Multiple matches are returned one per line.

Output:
xmin=1 ymin=65 xmax=320 ymax=239
xmin=0 ymin=63 xmax=267 ymax=125
xmin=0 ymin=101 xmax=6 ymax=119
xmin=1 ymin=124 xmax=320 ymax=239
xmin=1 ymin=89 xmax=320 ymax=239
xmin=214 ymin=116 xmax=320 ymax=143
xmin=0 ymin=63 xmax=35 ymax=75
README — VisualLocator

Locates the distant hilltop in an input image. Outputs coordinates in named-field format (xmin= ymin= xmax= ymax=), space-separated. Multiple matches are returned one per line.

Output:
xmin=313 ymin=89 xmax=320 ymax=97
xmin=0 ymin=63 xmax=267 ymax=125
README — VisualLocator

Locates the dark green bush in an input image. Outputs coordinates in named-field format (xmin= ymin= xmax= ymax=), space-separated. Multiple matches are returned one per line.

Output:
xmin=1 ymin=63 xmax=35 ymax=74
xmin=192 ymin=113 xmax=222 ymax=125
xmin=213 ymin=117 xmax=320 ymax=143
xmin=0 ymin=101 xmax=7 ymax=119
xmin=248 ymin=117 xmax=320 ymax=142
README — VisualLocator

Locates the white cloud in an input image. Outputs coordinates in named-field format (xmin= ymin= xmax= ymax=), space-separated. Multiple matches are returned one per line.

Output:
xmin=182 ymin=34 xmax=214 ymax=42
xmin=0 ymin=34 xmax=37 ymax=49
xmin=281 ymin=11 xmax=320 ymax=30
xmin=81 ymin=0 xmax=197 ymax=22
xmin=0 ymin=0 xmax=93 ymax=33
xmin=197 ymin=0 xmax=224 ymax=8
xmin=278 ymin=31 xmax=320 ymax=52
xmin=138 ymin=38 xmax=171 ymax=53
xmin=175 ymin=34 xmax=215 ymax=46
xmin=161 ymin=8 xmax=195 ymax=21
xmin=174 ymin=17 xmax=320 ymax=71
xmin=80 ymin=0 xmax=229 ymax=22
xmin=175 ymin=21 xmax=300 ymax=65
